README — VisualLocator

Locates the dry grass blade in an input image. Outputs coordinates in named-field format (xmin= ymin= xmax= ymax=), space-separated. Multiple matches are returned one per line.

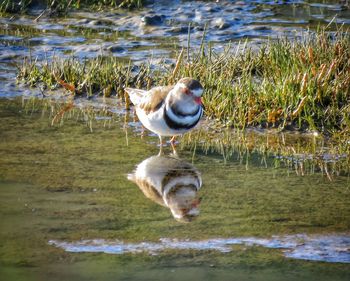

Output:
xmin=292 ymin=96 xmax=308 ymax=118
xmin=171 ymin=49 xmax=184 ymax=83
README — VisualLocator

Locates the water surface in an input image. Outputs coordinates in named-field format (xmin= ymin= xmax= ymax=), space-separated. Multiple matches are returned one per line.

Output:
xmin=0 ymin=98 xmax=349 ymax=280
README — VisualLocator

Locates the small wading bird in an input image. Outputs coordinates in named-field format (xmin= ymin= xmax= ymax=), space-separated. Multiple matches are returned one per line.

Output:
xmin=125 ymin=78 xmax=204 ymax=152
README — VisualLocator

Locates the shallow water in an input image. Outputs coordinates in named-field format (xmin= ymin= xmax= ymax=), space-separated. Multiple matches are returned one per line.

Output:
xmin=0 ymin=98 xmax=349 ymax=280
xmin=1 ymin=1 xmax=350 ymax=280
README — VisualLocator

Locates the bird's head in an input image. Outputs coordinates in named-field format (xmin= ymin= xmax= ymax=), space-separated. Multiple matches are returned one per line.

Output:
xmin=174 ymin=78 xmax=203 ymax=105
xmin=166 ymin=185 xmax=201 ymax=222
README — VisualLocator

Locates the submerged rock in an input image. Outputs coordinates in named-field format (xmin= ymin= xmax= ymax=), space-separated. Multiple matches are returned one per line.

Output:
xmin=107 ymin=45 xmax=126 ymax=53
xmin=169 ymin=26 xmax=190 ymax=35
xmin=252 ymin=26 xmax=271 ymax=31
xmin=142 ymin=15 xmax=165 ymax=26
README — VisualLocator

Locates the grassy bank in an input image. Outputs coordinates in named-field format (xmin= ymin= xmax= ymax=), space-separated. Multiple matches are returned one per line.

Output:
xmin=0 ymin=0 xmax=144 ymax=14
xmin=17 ymin=28 xmax=350 ymax=141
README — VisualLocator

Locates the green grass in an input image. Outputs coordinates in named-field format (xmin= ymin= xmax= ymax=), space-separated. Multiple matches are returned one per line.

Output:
xmin=17 ymin=55 xmax=151 ymax=99
xmin=17 ymin=27 xmax=350 ymax=142
xmin=183 ymin=29 xmax=350 ymax=136
xmin=0 ymin=0 xmax=144 ymax=14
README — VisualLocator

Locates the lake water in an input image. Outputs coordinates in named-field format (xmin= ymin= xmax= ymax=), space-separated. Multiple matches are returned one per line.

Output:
xmin=0 ymin=1 xmax=350 ymax=280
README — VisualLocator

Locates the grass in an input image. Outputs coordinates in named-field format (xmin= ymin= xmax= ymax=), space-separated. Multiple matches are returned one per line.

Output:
xmin=186 ymin=29 xmax=350 ymax=136
xmin=17 ymin=55 xmax=152 ymax=99
xmin=0 ymin=0 xmax=144 ymax=14
xmin=17 ymin=27 xmax=350 ymax=140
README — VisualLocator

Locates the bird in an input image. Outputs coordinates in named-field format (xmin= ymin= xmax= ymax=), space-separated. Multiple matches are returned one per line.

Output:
xmin=125 ymin=77 xmax=204 ymax=150
xmin=127 ymin=154 xmax=202 ymax=222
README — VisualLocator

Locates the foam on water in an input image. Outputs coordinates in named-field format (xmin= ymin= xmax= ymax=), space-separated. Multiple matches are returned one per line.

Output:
xmin=49 ymin=234 xmax=350 ymax=263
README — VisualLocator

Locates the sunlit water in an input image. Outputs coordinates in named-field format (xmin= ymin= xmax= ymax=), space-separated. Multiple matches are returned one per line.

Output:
xmin=1 ymin=1 xmax=350 ymax=280
xmin=0 ymin=98 xmax=349 ymax=280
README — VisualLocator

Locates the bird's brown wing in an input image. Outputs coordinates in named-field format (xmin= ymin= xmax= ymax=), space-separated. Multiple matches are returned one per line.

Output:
xmin=139 ymin=85 xmax=174 ymax=114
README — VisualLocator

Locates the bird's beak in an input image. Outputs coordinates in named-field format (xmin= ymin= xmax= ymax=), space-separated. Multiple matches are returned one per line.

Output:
xmin=194 ymin=97 xmax=202 ymax=105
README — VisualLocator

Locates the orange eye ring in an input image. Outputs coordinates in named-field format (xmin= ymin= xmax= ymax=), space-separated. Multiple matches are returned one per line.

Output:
xmin=183 ymin=88 xmax=191 ymax=95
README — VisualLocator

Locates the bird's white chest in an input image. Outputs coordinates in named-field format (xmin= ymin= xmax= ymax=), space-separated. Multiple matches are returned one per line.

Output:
xmin=136 ymin=104 xmax=184 ymax=136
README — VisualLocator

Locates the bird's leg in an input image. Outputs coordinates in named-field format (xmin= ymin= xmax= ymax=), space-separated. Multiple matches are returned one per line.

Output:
xmin=141 ymin=125 xmax=145 ymax=139
xmin=158 ymin=146 xmax=164 ymax=156
xmin=159 ymin=135 xmax=165 ymax=146
xmin=170 ymin=136 xmax=177 ymax=156
xmin=170 ymin=136 xmax=176 ymax=145
xmin=158 ymin=135 xmax=164 ymax=155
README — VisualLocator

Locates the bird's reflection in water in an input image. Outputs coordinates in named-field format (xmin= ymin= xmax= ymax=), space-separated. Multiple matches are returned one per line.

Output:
xmin=128 ymin=154 xmax=202 ymax=223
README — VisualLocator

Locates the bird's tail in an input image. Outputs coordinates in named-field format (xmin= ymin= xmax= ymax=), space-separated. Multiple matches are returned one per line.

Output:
xmin=127 ymin=173 xmax=136 ymax=183
xmin=124 ymin=88 xmax=147 ymax=106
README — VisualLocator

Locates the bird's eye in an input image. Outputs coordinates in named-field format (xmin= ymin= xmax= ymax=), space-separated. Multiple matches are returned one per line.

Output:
xmin=183 ymin=88 xmax=191 ymax=95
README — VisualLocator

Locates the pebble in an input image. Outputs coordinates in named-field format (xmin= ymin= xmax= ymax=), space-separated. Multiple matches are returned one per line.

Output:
xmin=107 ymin=45 xmax=126 ymax=53
xmin=141 ymin=15 xmax=165 ymax=26
xmin=169 ymin=26 xmax=189 ymax=34
xmin=252 ymin=26 xmax=271 ymax=31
